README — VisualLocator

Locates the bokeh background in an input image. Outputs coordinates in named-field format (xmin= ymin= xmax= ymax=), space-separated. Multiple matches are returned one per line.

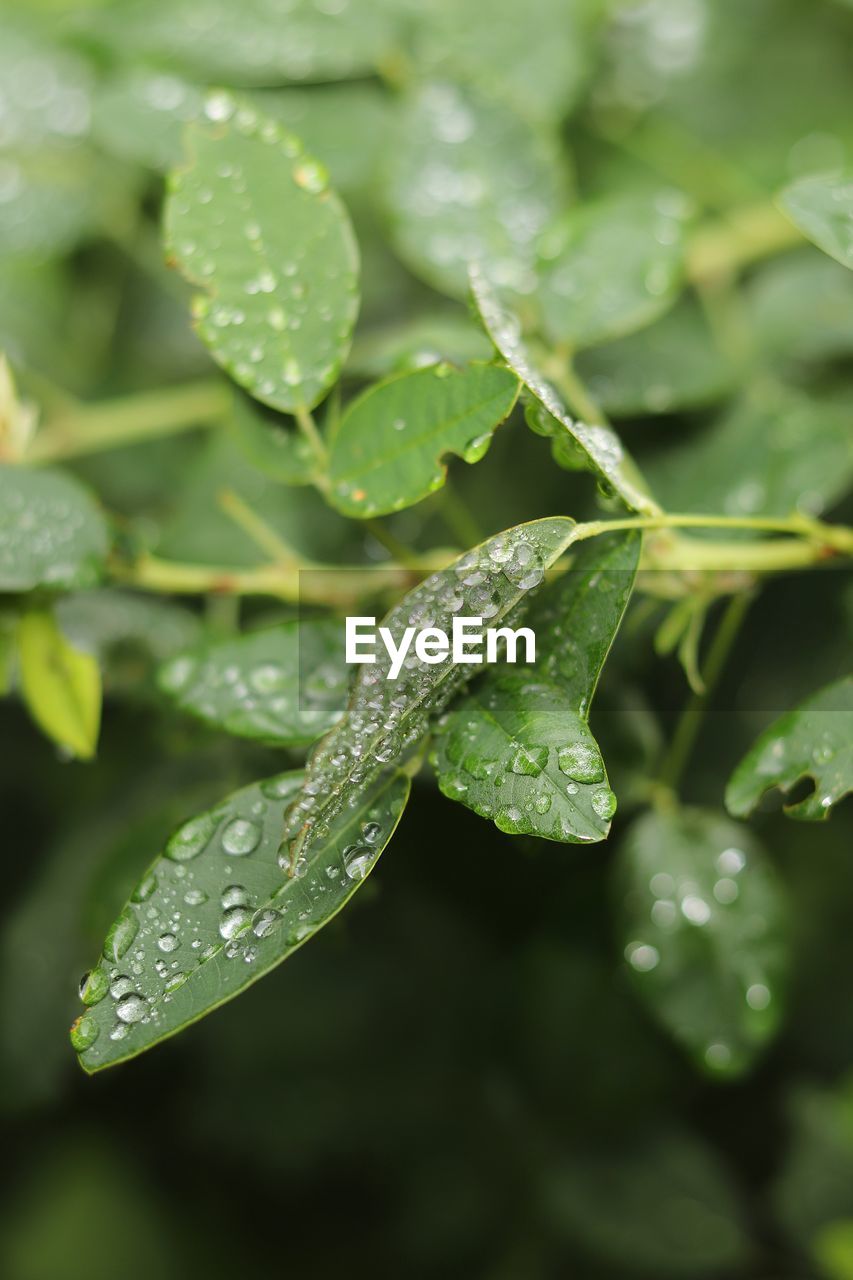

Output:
xmin=2 ymin=1 xmax=853 ymax=1277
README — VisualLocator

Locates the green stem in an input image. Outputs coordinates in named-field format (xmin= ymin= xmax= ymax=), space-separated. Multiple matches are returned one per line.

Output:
xmin=218 ymin=489 xmax=301 ymax=567
xmin=686 ymin=201 xmax=802 ymax=285
xmin=543 ymin=352 xmax=608 ymax=425
xmin=26 ymin=380 xmax=232 ymax=462
xmin=440 ymin=479 xmax=484 ymax=548
xmin=657 ymin=591 xmax=752 ymax=793
xmin=294 ymin=404 xmax=329 ymax=486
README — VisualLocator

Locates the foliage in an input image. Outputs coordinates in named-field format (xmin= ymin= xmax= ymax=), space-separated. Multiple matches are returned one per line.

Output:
xmin=2 ymin=1 xmax=853 ymax=1276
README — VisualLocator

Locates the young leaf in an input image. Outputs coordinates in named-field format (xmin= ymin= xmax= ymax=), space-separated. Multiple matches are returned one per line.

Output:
xmin=71 ymin=768 xmax=410 ymax=1072
xmin=280 ymin=518 xmax=579 ymax=863
xmin=432 ymin=531 xmax=640 ymax=842
xmin=383 ymin=81 xmax=570 ymax=299
xmin=327 ymin=362 xmax=519 ymax=518
xmin=158 ymin=620 xmax=349 ymax=746
xmin=92 ymin=0 xmax=398 ymax=87
xmin=164 ymin=93 xmax=359 ymax=414
xmin=726 ymin=676 xmax=853 ymax=822
xmin=614 ymin=808 xmax=788 ymax=1077
xmin=778 ymin=171 xmax=853 ymax=269
xmin=537 ymin=192 xmax=691 ymax=349
xmin=0 ymin=465 xmax=109 ymax=592
xmin=18 ymin=609 xmax=102 ymax=759
xmin=575 ymin=296 xmax=736 ymax=417
xmin=645 ymin=386 xmax=853 ymax=519
xmin=470 ymin=266 xmax=659 ymax=514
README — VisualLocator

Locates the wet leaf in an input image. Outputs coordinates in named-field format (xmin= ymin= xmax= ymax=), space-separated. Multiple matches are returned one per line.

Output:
xmin=726 ymin=676 xmax=853 ymax=822
xmin=432 ymin=532 xmax=639 ymax=842
xmin=229 ymin=394 xmax=316 ymax=484
xmin=72 ymin=767 xmax=410 ymax=1071
xmin=537 ymin=192 xmax=691 ymax=349
xmin=383 ymin=81 xmax=570 ymax=298
xmin=645 ymin=386 xmax=853 ymax=519
xmin=164 ymin=92 xmax=359 ymax=413
xmin=471 ymin=266 xmax=658 ymax=513
xmin=778 ymin=171 xmax=853 ymax=269
xmin=575 ymin=295 xmax=736 ymax=416
xmin=414 ymin=0 xmax=604 ymax=124
xmin=613 ymin=808 xmax=788 ymax=1076
xmin=280 ymin=518 xmax=579 ymax=865
xmin=92 ymin=0 xmax=398 ymax=86
xmin=0 ymin=465 xmax=109 ymax=592
xmin=158 ymin=620 xmax=349 ymax=746
xmin=328 ymin=362 xmax=519 ymax=518
xmin=18 ymin=608 xmax=102 ymax=759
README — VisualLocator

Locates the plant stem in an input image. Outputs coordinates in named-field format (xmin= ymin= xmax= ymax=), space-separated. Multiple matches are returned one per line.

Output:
xmin=686 ymin=201 xmax=802 ymax=285
xmin=218 ymin=489 xmax=301 ymax=566
xmin=543 ymin=351 xmax=608 ymax=425
xmin=440 ymin=479 xmax=484 ymax=547
xmin=294 ymin=404 xmax=329 ymax=481
xmin=657 ymin=591 xmax=752 ymax=793
xmin=26 ymin=380 xmax=232 ymax=462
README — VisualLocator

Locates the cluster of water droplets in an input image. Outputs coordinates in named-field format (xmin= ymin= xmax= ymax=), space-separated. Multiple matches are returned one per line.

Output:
xmin=70 ymin=769 xmax=405 ymax=1060
xmin=279 ymin=523 xmax=570 ymax=862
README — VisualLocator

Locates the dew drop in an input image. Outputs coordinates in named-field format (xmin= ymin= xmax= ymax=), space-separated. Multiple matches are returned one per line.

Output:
xmin=221 ymin=817 xmax=261 ymax=856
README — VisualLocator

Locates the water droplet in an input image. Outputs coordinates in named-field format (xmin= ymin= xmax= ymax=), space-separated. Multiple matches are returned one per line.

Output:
xmin=293 ymin=157 xmax=329 ymax=193
xmin=115 ymin=993 xmax=146 ymax=1024
xmin=343 ymin=844 xmax=372 ymax=881
xmin=167 ymin=813 xmax=217 ymax=862
xmin=361 ymin=821 xmax=381 ymax=843
xmin=590 ymin=787 xmax=617 ymax=820
xmin=103 ymin=909 xmax=138 ymax=962
xmin=157 ymin=932 xmax=179 ymax=953
xmin=681 ymin=894 xmax=711 ymax=926
xmin=252 ymin=908 xmax=282 ymax=938
xmin=626 ymin=941 xmax=659 ymax=972
xmin=510 ymin=745 xmax=548 ymax=775
xmin=131 ymin=872 xmax=157 ymax=903
xmin=219 ymin=906 xmax=252 ymax=940
xmin=221 ymin=817 xmax=261 ymax=856
xmin=184 ymin=887 xmax=208 ymax=906
xmin=221 ymin=885 xmax=248 ymax=909
xmin=79 ymin=969 xmax=109 ymax=1006
xmin=746 ymin=982 xmax=771 ymax=1011
xmin=250 ymin=662 xmax=286 ymax=694
xmin=557 ymin=743 xmax=604 ymax=783
xmin=70 ymin=1015 xmax=99 ymax=1051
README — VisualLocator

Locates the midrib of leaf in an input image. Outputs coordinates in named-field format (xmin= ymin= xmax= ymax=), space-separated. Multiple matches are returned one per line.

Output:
xmin=331 ymin=373 xmax=518 ymax=482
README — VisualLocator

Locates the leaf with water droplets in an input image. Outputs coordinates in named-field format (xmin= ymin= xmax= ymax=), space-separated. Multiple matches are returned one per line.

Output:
xmin=0 ymin=465 xmax=109 ymax=592
xmin=778 ymin=171 xmax=853 ymax=270
xmin=164 ymin=92 xmax=359 ymax=413
xmin=538 ymin=192 xmax=691 ymax=350
xmin=575 ymin=296 xmax=736 ymax=417
xmin=91 ymin=0 xmax=399 ymax=87
xmin=726 ymin=677 xmax=853 ymax=822
xmin=382 ymin=81 xmax=570 ymax=299
xmin=645 ymin=385 xmax=853 ymax=520
xmin=280 ymin=518 xmax=579 ymax=864
xmin=18 ymin=608 xmax=102 ymax=760
xmin=328 ymin=362 xmax=519 ymax=518
xmin=72 ymin=767 xmax=410 ymax=1071
xmin=432 ymin=532 xmax=639 ymax=843
xmin=158 ymin=620 xmax=349 ymax=746
xmin=613 ymin=808 xmax=788 ymax=1077
xmin=470 ymin=266 xmax=658 ymax=514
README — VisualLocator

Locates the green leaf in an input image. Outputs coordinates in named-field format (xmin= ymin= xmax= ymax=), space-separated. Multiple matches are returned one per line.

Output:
xmin=382 ymin=81 xmax=570 ymax=299
xmin=746 ymin=249 xmax=853 ymax=367
xmin=92 ymin=0 xmax=399 ymax=86
xmin=778 ymin=171 xmax=853 ymax=269
xmin=575 ymin=295 xmax=736 ymax=416
xmin=726 ymin=676 xmax=853 ymax=822
xmin=327 ymin=362 xmax=519 ymax=518
xmin=18 ymin=608 xmax=102 ymax=759
xmin=645 ymin=386 xmax=853 ymax=519
xmin=613 ymin=808 xmax=788 ymax=1076
xmin=280 ymin=518 xmax=579 ymax=863
xmin=71 ymin=767 xmax=410 ymax=1071
xmin=432 ymin=531 xmax=639 ymax=842
xmin=158 ymin=620 xmax=349 ymax=746
xmin=92 ymin=69 xmax=205 ymax=173
xmin=537 ymin=192 xmax=691 ymax=349
xmin=164 ymin=92 xmax=359 ymax=413
xmin=471 ymin=266 xmax=659 ymax=514
xmin=229 ymin=393 xmax=316 ymax=484
xmin=0 ymin=465 xmax=109 ymax=592
xmin=413 ymin=0 xmax=603 ymax=124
